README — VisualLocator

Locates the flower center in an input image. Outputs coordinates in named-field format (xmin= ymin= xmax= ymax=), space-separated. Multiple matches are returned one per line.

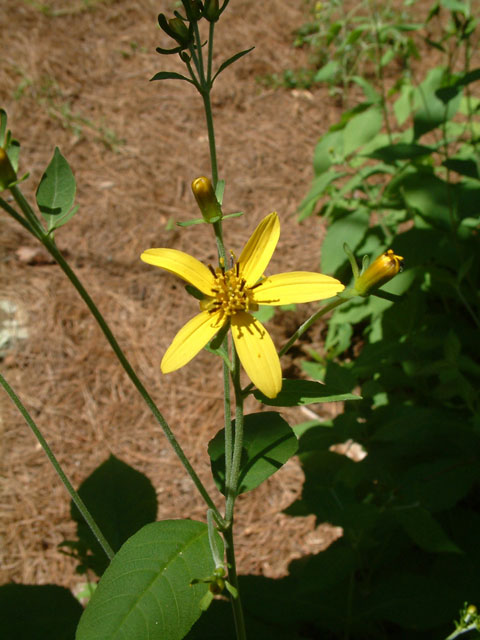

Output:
xmin=208 ymin=262 xmax=257 ymax=318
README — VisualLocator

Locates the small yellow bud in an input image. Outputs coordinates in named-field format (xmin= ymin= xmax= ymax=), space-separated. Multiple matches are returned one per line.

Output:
xmin=354 ymin=249 xmax=404 ymax=297
xmin=0 ymin=147 xmax=17 ymax=190
xmin=191 ymin=176 xmax=222 ymax=223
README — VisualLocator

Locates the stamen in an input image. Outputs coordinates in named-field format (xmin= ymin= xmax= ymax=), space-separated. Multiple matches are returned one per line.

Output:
xmin=208 ymin=264 xmax=216 ymax=277
xmin=236 ymin=262 xmax=240 ymax=277
xmin=250 ymin=280 xmax=264 ymax=290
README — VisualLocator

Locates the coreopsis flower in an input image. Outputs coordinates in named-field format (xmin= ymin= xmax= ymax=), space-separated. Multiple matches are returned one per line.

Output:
xmin=354 ymin=249 xmax=404 ymax=297
xmin=141 ymin=212 xmax=344 ymax=397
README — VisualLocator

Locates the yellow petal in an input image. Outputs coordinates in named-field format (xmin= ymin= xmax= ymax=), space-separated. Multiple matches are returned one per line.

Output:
xmin=252 ymin=271 xmax=345 ymax=305
xmin=141 ymin=248 xmax=216 ymax=296
xmin=231 ymin=312 xmax=282 ymax=398
xmin=238 ymin=212 xmax=280 ymax=287
xmin=161 ymin=310 xmax=223 ymax=373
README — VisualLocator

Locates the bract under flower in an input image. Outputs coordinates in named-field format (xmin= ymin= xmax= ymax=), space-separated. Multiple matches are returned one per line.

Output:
xmin=141 ymin=212 xmax=344 ymax=397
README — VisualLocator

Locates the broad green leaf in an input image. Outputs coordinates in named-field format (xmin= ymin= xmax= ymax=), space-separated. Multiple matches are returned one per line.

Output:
xmin=443 ymin=156 xmax=480 ymax=180
xmin=393 ymin=506 xmax=461 ymax=553
xmin=150 ymin=71 xmax=194 ymax=83
xmin=320 ymin=207 xmax=370 ymax=274
xmin=297 ymin=170 xmax=346 ymax=220
xmin=394 ymin=82 xmax=414 ymax=126
xmin=36 ymin=147 xmax=77 ymax=231
xmin=77 ymin=520 xmax=219 ymax=640
xmin=212 ymin=47 xmax=254 ymax=82
xmin=208 ymin=412 xmax=297 ymax=495
xmin=366 ymin=143 xmax=434 ymax=163
xmin=313 ymin=129 xmax=344 ymax=174
xmin=0 ymin=584 xmax=83 ymax=640
xmin=313 ymin=60 xmax=340 ymax=83
xmin=413 ymin=67 xmax=462 ymax=138
xmin=253 ymin=379 xmax=360 ymax=406
xmin=343 ymin=106 xmax=383 ymax=157
xmin=68 ymin=455 xmax=157 ymax=576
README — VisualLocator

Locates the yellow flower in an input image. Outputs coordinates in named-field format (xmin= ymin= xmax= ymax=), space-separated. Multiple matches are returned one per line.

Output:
xmin=141 ymin=212 xmax=344 ymax=398
xmin=354 ymin=249 xmax=404 ymax=297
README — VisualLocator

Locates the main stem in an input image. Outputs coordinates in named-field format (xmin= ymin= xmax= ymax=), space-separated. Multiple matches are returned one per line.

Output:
xmin=41 ymin=235 xmax=222 ymax=524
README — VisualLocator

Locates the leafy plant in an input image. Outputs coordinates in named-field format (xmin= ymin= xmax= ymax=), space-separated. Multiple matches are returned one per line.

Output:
xmin=294 ymin=1 xmax=480 ymax=636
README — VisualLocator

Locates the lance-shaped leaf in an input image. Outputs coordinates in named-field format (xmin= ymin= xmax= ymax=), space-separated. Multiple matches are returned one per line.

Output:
xmin=150 ymin=71 xmax=195 ymax=83
xmin=76 ymin=519 xmax=221 ymax=640
xmin=254 ymin=379 xmax=361 ymax=406
xmin=212 ymin=47 xmax=254 ymax=83
xmin=36 ymin=147 xmax=78 ymax=231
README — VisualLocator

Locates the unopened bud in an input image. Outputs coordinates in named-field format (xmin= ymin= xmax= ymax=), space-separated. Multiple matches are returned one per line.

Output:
xmin=203 ymin=0 xmax=220 ymax=21
xmin=354 ymin=249 xmax=404 ymax=297
xmin=191 ymin=176 xmax=222 ymax=222
xmin=0 ymin=147 xmax=17 ymax=190
xmin=168 ymin=17 xmax=192 ymax=45
xmin=182 ymin=0 xmax=203 ymax=21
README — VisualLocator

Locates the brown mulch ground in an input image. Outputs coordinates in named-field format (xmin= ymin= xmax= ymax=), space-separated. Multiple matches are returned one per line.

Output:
xmin=0 ymin=0 xmax=440 ymax=593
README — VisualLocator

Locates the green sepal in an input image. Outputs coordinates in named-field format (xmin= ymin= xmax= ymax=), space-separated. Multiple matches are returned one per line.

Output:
xmin=185 ymin=284 xmax=205 ymax=300
xmin=225 ymin=581 xmax=238 ymax=599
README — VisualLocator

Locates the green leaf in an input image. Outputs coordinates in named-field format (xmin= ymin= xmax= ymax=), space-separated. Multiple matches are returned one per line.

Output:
xmin=150 ymin=71 xmax=194 ymax=83
xmin=393 ymin=506 xmax=462 ymax=553
xmin=36 ymin=147 xmax=77 ymax=231
xmin=343 ymin=106 xmax=383 ymax=156
xmin=77 ymin=520 xmax=219 ymax=640
xmin=313 ymin=130 xmax=344 ymax=174
xmin=0 ymin=584 xmax=83 ymax=640
xmin=313 ymin=60 xmax=340 ymax=83
xmin=212 ymin=47 xmax=254 ymax=82
xmin=366 ymin=143 xmax=434 ymax=163
xmin=253 ymin=379 xmax=360 ymax=406
xmin=413 ymin=67 xmax=463 ymax=138
xmin=69 ymin=455 xmax=157 ymax=576
xmin=208 ymin=412 xmax=297 ymax=495
xmin=320 ymin=207 xmax=370 ymax=274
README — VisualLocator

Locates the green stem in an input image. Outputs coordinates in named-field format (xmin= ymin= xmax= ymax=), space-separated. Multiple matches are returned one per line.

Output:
xmin=0 ymin=371 xmax=115 ymax=560
xmin=225 ymin=347 xmax=244 ymax=524
xmin=9 ymin=185 xmax=45 ymax=239
xmin=279 ymin=297 xmax=348 ymax=358
xmin=445 ymin=623 xmax=479 ymax=640
xmin=40 ymin=235 xmax=223 ymax=525
xmin=202 ymin=90 xmax=219 ymax=187
xmin=223 ymin=526 xmax=247 ymax=640
xmin=0 ymin=196 xmax=35 ymax=236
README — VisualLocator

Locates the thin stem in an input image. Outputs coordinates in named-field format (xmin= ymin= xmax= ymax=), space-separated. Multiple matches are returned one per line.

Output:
xmin=40 ymin=235 xmax=223 ymax=525
xmin=225 ymin=346 xmax=244 ymax=524
xmin=202 ymin=90 xmax=219 ymax=187
xmin=279 ymin=297 xmax=347 ymax=358
xmin=207 ymin=21 xmax=215 ymax=85
xmin=222 ymin=339 xmax=234 ymax=497
xmin=223 ymin=526 xmax=247 ymax=640
xmin=0 ymin=196 xmax=36 ymax=235
xmin=10 ymin=184 xmax=45 ymax=239
xmin=445 ymin=623 xmax=479 ymax=640
xmin=0 ymin=371 xmax=115 ymax=560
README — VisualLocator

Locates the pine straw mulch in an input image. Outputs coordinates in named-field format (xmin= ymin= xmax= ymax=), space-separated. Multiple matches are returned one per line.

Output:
xmin=0 ymin=0 xmax=437 ymax=591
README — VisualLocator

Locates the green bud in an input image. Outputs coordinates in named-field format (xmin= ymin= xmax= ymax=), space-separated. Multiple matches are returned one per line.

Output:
xmin=203 ymin=0 xmax=220 ymax=21
xmin=182 ymin=0 xmax=203 ymax=21
xmin=0 ymin=147 xmax=17 ymax=190
xmin=191 ymin=176 xmax=222 ymax=222
xmin=167 ymin=17 xmax=192 ymax=46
